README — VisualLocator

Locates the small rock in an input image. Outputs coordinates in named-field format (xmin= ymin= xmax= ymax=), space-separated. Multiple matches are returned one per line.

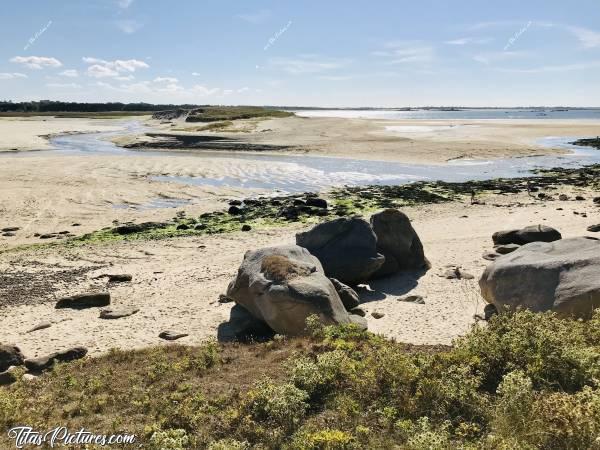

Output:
xmin=371 ymin=312 xmax=385 ymax=319
xmin=24 ymin=355 xmax=55 ymax=372
xmin=22 ymin=373 xmax=39 ymax=382
xmin=0 ymin=345 xmax=24 ymax=372
xmin=350 ymin=307 xmax=366 ymax=317
xmin=2 ymin=232 xmax=15 ymax=237
xmin=0 ymin=366 xmax=19 ymax=386
xmin=71 ymin=223 xmax=81 ymax=227
xmin=442 ymin=267 xmax=474 ymax=280
xmin=229 ymin=200 xmax=242 ymax=206
xmin=218 ymin=294 xmax=234 ymax=303
xmin=1 ymin=226 xmax=19 ymax=232
xmin=195 ymin=223 xmax=207 ymax=230
xmin=398 ymin=295 xmax=425 ymax=304
xmin=559 ymin=194 xmax=569 ymax=201
xmin=27 ymin=322 xmax=52 ymax=333
xmin=99 ymin=307 xmax=139 ymax=319
xmin=482 ymin=251 xmax=501 ymax=261
xmin=159 ymin=330 xmax=189 ymax=341
xmin=594 ymin=197 xmax=600 ymax=205
xmin=107 ymin=274 xmax=132 ymax=283
xmin=228 ymin=205 xmax=243 ymax=215
xmin=54 ymin=347 xmax=88 ymax=363
xmin=588 ymin=224 xmax=600 ymax=233
xmin=330 ymin=278 xmax=360 ymax=310
xmin=39 ymin=233 xmax=56 ymax=239
xmin=241 ymin=224 xmax=252 ymax=232
xmin=575 ymin=196 xmax=586 ymax=201
xmin=305 ymin=197 xmax=328 ymax=209
xmin=56 ymin=292 xmax=110 ymax=309
xmin=484 ymin=304 xmax=498 ymax=320
xmin=494 ymin=243 xmax=521 ymax=255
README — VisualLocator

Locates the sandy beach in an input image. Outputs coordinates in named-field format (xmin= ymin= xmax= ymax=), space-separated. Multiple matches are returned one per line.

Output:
xmin=0 ymin=116 xmax=123 ymax=152
xmin=2 ymin=185 xmax=598 ymax=358
xmin=0 ymin=114 xmax=599 ymax=358
xmin=118 ymin=115 xmax=600 ymax=163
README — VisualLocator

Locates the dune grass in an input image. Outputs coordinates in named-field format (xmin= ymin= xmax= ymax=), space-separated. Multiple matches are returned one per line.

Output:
xmin=185 ymin=106 xmax=293 ymax=123
xmin=2 ymin=310 xmax=599 ymax=449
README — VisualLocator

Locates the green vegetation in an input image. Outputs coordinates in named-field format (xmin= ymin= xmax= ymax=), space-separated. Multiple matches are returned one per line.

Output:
xmin=185 ymin=106 xmax=293 ymax=122
xmin=172 ymin=121 xmax=234 ymax=132
xmin=0 ymin=100 xmax=201 ymax=114
xmin=2 ymin=311 xmax=600 ymax=449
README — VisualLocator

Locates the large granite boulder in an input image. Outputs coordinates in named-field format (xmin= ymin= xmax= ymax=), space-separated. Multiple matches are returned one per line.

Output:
xmin=479 ymin=237 xmax=600 ymax=318
xmin=226 ymin=245 xmax=353 ymax=335
xmin=492 ymin=225 xmax=562 ymax=246
xmin=370 ymin=209 xmax=429 ymax=277
xmin=296 ymin=217 xmax=385 ymax=285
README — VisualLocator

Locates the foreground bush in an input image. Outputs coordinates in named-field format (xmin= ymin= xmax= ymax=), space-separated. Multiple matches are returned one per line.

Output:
xmin=1 ymin=311 xmax=599 ymax=449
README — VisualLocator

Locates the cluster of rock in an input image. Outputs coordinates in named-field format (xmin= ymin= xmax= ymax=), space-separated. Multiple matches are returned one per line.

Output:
xmin=479 ymin=225 xmax=600 ymax=318
xmin=224 ymin=209 xmax=428 ymax=338
xmin=0 ymin=343 xmax=89 ymax=385
xmin=0 ymin=274 xmax=142 ymax=385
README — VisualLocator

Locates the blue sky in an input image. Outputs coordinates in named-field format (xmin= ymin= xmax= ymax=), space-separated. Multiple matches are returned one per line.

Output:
xmin=1 ymin=0 xmax=599 ymax=107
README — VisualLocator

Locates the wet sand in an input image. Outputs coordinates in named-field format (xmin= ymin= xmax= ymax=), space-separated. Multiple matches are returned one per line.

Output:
xmin=117 ymin=115 xmax=600 ymax=163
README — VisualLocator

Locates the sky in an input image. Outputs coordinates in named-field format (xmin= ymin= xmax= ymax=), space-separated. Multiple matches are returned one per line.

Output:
xmin=0 ymin=0 xmax=599 ymax=107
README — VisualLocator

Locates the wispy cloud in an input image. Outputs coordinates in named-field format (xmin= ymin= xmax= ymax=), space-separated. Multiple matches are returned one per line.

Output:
xmin=116 ymin=19 xmax=143 ymax=34
xmin=237 ymin=9 xmax=271 ymax=24
xmin=0 ymin=72 xmax=27 ymax=80
xmin=83 ymin=57 xmax=149 ymax=78
xmin=59 ymin=69 xmax=78 ymax=78
xmin=269 ymin=55 xmax=352 ymax=74
xmin=497 ymin=61 xmax=600 ymax=73
xmin=10 ymin=56 xmax=62 ymax=69
xmin=445 ymin=37 xmax=492 ymax=45
xmin=373 ymin=41 xmax=434 ymax=65
xmin=46 ymin=82 xmax=82 ymax=89
xmin=566 ymin=25 xmax=600 ymax=48
xmin=117 ymin=0 xmax=134 ymax=9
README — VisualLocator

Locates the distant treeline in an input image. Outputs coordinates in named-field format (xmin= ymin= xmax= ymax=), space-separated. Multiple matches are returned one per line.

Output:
xmin=0 ymin=100 xmax=205 ymax=113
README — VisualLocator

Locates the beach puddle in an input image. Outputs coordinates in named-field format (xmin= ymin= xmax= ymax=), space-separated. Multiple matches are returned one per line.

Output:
xmin=112 ymin=197 xmax=191 ymax=210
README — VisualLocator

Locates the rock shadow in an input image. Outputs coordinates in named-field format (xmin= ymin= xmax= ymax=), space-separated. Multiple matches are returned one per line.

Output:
xmin=356 ymin=269 xmax=428 ymax=303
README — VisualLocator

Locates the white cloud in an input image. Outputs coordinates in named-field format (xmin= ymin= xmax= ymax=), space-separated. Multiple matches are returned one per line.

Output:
xmin=0 ymin=72 xmax=27 ymax=80
xmin=46 ymin=82 xmax=82 ymax=89
xmin=114 ymin=75 xmax=135 ymax=81
xmin=87 ymin=64 xmax=119 ymax=78
xmin=497 ymin=61 xmax=600 ymax=73
xmin=116 ymin=19 xmax=143 ymax=34
xmin=117 ymin=0 xmax=134 ymax=9
xmin=566 ymin=26 xmax=600 ymax=48
xmin=10 ymin=56 xmax=62 ymax=69
xmin=153 ymin=77 xmax=178 ymax=83
xmin=269 ymin=55 xmax=352 ymax=74
xmin=237 ymin=9 xmax=271 ymax=24
xmin=59 ymin=69 xmax=79 ymax=77
xmin=445 ymin=37 xmax=492 ymax=45
xmin=83 ymin=57 xmax=149 ymax=78
xmin=237 ymin=87 xmax=249 ymax=93
xmin=191 ymin=84 xmax=220 ymax=96
xmin=374 ymin=42 xmax=434 ymax=65
xmin=192 ymin=72 xmax=201 ymax=76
